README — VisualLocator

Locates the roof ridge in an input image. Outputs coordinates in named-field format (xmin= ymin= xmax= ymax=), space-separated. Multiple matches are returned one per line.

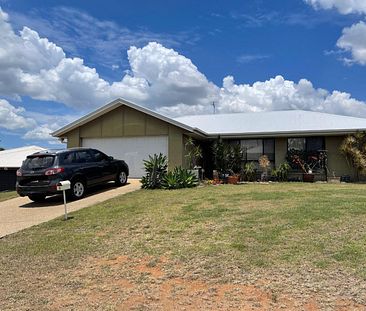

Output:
xmin=175 ymin=109 xmax=366 ymax=120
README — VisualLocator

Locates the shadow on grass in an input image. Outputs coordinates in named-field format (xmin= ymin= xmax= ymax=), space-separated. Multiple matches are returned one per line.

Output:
xmin=19 ymin=182 xmax=131 ymax=208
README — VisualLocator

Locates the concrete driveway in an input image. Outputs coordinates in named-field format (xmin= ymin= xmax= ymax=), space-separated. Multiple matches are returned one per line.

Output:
xmin=0 ymin=179 xmax=140 ymax=238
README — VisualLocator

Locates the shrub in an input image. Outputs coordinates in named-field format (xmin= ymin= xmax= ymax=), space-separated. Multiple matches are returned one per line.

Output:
xmin=184 ymin=137 xmax=203 ymax=169
xmin=340 ymin=132 xmax=366 ymax=180
xmin=162 ymin=167 xmax=199 ymax=190
xmin=141 ymin=154 xmax=198 ymax=190
xmin=259 ymin=155 xmax=270 ymax=181
xmin=141 ymin=153 xmax=168 ymax=189
xmin=241 ymin=162 xmax=256 ymax=181
xmin=271 ymin=162 xmax=291 ymax=181
xmin=212 ymin=141 xmax=243 ymax=175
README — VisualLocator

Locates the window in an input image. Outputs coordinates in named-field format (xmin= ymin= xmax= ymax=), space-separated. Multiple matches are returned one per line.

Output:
xmin=241 ymin=139 xmax=275 ymax=161
xmin=287 ymin=137 xmax=326 ymax=170
xmin=59 ymin=152 xmax=76 ymax=165
xmin=263 ymin=139 xmax=275 ymax=161
xmin=287 ymin=137 xmax=324 ymax=152
xmin=288 ymin=138 xmax=306 ymax=151
xmin=306 ymin=137 xmax=324 ymax=152
xmin=90 ymin=149 xmax=109 ymax=162
xmin=76 ymin=151 xmax=93 ymax=163
xmin=241 ymin=139 xmax=262 ymax=161
xmin=22 ymin=156 xmax=55 ymax=169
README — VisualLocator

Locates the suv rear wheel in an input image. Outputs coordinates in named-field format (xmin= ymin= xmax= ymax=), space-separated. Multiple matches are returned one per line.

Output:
xmin=70 ymin=179 xmax=86 ymax=200
xmin=28 ymin=194 xmax=46 ymax=202
xmin=115 ymin=170 xmax=127 ymax=186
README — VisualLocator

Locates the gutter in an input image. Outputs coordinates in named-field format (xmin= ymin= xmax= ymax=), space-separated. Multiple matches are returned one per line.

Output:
xmin=203 ymin=128 xmax=366 ymax=139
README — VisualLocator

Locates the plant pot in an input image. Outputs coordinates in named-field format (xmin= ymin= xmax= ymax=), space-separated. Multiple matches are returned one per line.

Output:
xmin=327 ymin=177 xmax=341 ymax=183
xmin=227 ymin=175 xmax=239 ymax=185
xmin=303 ymin=173 xmax=315 ymax=183
xmin=188 ymin=169 xmax=200 ymax=180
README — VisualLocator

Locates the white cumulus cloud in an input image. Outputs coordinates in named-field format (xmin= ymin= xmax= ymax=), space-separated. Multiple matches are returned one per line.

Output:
xmin=218 ymin=75 xmax=366 ymax=117
xmin=337 ymin=21 xmax=366 ymax=65
xmin=0 ymin=5 xmax=366 ymax=142
xmin=305 ymin=1 xmax=366 ymax=66
xmin=305 ymin=0 xmax=366 ymax=15
xmin=119 ymin=42 xmax=219 ymax=110
xmin=0 ymin=8 xmax=217 ymax=110
xmin=22 ymin=124 xmax=57 ymax=140
xmin=0 ymin=99 xmax=36 ymax=130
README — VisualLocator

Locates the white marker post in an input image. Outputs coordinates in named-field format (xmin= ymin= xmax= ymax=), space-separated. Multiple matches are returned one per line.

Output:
xmin=57 ymin=180 xmax=71 ymax=220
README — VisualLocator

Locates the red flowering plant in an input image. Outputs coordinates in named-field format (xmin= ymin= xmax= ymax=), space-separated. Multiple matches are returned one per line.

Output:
xmin=291 ymin=154 xmax=308 ymax=173
xmin=291 ymin=153 xmax=319 ymax=174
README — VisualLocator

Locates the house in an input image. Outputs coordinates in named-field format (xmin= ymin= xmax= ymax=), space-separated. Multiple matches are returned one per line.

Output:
xmin=0 ymin=146 xmax=46 ymax=191
xmin=52 ymin=98 xmax=366 ymax=180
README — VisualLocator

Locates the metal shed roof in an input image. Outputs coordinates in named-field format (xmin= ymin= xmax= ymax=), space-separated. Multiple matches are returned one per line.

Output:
xmin=0 ymin=146 xmax=46 ymax=168
xmin=175 ymin=110 xmax=366 ymax=137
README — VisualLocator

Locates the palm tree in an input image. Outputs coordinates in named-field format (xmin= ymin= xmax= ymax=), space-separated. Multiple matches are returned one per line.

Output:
xmin=340 ymin=132 xmax=366 ymax=181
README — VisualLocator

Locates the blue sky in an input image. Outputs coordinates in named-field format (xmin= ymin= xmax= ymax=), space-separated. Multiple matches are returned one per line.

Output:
xmin=0 ymin=0 xmax=366 ymax=149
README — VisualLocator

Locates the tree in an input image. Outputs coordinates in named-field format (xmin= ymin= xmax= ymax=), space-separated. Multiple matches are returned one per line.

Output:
xmin=340 ymin=132 xmax=366 ymax=180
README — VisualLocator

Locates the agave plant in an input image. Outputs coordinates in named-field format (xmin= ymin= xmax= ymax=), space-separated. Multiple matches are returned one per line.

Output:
xmin=141 ymin=153 xmax=168 ymax=189
xmin=162 ymin=167 xmax=199 ymax=190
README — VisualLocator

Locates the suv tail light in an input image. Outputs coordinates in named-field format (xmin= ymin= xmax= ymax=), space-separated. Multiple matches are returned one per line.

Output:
xmin=45 ymin=167 xmax=65 ymax=176
xmin=16 ymin=169 xmax=22 ymax=177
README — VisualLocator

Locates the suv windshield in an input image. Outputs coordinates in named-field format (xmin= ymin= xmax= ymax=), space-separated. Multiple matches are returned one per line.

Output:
xmin=22 ymin=155 xmax=55 ymax=170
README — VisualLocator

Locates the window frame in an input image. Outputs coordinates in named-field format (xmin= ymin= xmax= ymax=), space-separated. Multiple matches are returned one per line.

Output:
xmin=287 ymin=137 xmax=325 ymax=153
xmin=241 ymin=138 xmax=275 ymax=162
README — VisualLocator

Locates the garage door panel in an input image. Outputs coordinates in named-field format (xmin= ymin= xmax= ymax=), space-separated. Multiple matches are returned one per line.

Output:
xmin=82 ymin=136 xmax=168 ymax=178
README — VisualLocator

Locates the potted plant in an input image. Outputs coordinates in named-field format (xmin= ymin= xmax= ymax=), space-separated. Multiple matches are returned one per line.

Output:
xmin=227 ymin=144 xmax=243 ymax=184
xmin=241 ymin=162 xmax=256 ymax=182
xmin=291 ymin=154 xmax=314 ymax=182
xmin=259 ymin=155 xmax=270 ymax=182
xmin=212 ymin=141 xmax=230 ymax=183
xmin=212 ymin=141 xmax=242 ymax=184
xmin=185 ymin=137 xmax=203 ymax=179
xmin=271 ymin=162 xmax=291 ymax=182
xmin=327 ymin=171 xmax=341 ymax=183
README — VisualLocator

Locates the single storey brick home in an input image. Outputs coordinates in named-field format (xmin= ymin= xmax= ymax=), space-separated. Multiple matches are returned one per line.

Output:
xmin=52 ymin=98 xmax=366 ymax=180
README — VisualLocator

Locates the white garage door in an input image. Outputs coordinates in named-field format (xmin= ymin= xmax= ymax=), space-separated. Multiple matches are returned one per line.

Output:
xmin=82 ymin=136 xmax=168 ymax=178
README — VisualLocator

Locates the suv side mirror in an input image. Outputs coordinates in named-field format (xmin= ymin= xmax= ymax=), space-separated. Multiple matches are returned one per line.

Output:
xmin=109 ymin=156 xmax=114 ymax=161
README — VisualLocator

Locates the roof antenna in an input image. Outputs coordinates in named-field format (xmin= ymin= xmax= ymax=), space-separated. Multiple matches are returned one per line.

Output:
xmin=212 ymin=101 xmax=216 ymax=114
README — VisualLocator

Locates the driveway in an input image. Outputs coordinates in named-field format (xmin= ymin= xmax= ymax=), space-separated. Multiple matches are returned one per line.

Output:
xmin=0 ymin=179 xmax=140 ymax=238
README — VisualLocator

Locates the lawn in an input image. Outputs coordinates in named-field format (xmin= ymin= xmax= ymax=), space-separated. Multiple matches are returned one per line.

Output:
xmin=1 ymin=183 xmax=366 ymax=310
xmin=0 ymin=191 xmax=17 ymax=202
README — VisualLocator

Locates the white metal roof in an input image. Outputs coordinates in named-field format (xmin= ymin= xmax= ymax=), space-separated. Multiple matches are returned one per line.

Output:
xmin=52 ymin=97 xmax=366 ymax=139
xmin=0 ymin=146 xmax=46 ymax=168
xmin=175 ymin=110 xmax=366 ymax=137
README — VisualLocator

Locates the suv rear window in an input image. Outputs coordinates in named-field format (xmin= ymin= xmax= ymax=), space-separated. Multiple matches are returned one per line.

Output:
xmin=22 ymin=156 xmax=55 ymax=170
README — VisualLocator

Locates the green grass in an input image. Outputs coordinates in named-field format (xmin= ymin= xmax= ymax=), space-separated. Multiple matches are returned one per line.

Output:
xmin=1 ymin=183 xmax=366 ymax=307
xmin=0 ymin=191 xmax=17 ymax=202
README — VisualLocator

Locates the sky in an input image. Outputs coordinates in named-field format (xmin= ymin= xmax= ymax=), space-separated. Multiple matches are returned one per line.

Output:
xmin=1 ymin=0 xmax=366 ymax=148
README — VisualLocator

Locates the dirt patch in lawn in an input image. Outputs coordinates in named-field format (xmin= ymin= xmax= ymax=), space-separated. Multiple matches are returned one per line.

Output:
xmin=44 ymin=255 xmax=365 ymax=311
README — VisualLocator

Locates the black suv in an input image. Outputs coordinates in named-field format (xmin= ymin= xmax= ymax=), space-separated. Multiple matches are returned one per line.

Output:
xmin=16 ymin=148 xmax=129 ymax=202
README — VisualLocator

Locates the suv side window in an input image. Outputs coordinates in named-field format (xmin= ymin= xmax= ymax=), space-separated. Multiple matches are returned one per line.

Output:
xmin=90 ymin=149 xmax=109 ymax=162
xmin=59 ymin=152 xmax=76 ymax=165
xmin=75 ymin=150 xmax=93 ymax=163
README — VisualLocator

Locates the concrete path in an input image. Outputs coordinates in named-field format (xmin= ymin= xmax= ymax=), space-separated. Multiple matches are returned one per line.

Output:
xmin=0 ymin=179 xmax=140 ymax=238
